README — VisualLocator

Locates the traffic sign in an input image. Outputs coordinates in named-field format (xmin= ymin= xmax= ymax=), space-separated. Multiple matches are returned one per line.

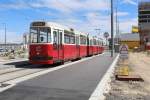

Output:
xmin=119 ymin=44 xmax=128 ymax=59
xmin=104 ymin=32 xmax=109 ymax=38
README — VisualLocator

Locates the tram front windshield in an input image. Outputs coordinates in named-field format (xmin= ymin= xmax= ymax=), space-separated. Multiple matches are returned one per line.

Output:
xmin=30 ymin=27 xmax=51 ymax=43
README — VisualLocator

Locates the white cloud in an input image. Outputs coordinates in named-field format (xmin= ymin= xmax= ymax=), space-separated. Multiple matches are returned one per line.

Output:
xmin=123 ymin=0 xmax=137 ymax=5
xmin=0 ymin=0 xmax=29 ymax=9
xmin=52 ymin=12 xmax=111 ymax=39
xmin=119 ymin=18 xmax=138 ymax=33
xmin=0 ymin=0 xmax=110 ymax=12
xmin=47 ymin=10 xmax=137 ymax=38
xmin=115 ymin=12 xmax=129 ymax=17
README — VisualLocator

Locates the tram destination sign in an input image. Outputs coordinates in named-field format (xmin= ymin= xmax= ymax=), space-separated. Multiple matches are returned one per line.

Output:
xmin=32 ymin=22 xmax=45 ymax=26
xmin=119 ymin=44 xmax=128 ymax=59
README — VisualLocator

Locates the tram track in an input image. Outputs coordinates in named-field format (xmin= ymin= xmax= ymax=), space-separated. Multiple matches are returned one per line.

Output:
xmin=0 ymin=63 xmax=48 ymax=84
xmin=0 ymin=68 xmax=47 ymax=84
xmin=0 ymin=68 xmax=26 ymax=76
xmin=0 ymin=63 xmax=39 ymax=76
xmin=0 ymin=61 xmax=76 ymax=84
xmin=0 ymin=58 xmax=69 ymax=85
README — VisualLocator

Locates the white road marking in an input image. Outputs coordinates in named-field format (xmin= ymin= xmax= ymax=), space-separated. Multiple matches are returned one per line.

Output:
xmin=89 ymin=54 xmax=120 ymax=100
xmin=0 ymin=53 xmax=105 ymax=92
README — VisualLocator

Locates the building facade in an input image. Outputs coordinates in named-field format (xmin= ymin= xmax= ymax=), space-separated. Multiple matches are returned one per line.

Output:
xmin=139 ymin=2 xmax=150 ymax=50
xmin=120 ymin=33 xmax=140 ymax=49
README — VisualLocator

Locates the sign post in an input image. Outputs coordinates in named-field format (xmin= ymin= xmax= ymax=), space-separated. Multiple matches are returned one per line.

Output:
xmin=103 ymin=32 xmax=109 ymax=46
xmin=119 ymin=44 xmax=128 ymax=60
xmin=119 ymin=44 xmax=129 ymax=76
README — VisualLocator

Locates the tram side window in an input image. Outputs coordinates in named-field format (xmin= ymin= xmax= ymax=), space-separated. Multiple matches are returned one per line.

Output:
xmin=48 ymin=29 xmax=51 ymax=43
xmin=32 ymin=33 xmax=38 ymax=43
xmin=100 ymin=41 xmax=102 ymax=46
xmin=99 ymin=41 xmax=101 ymax=46
xmin=64 ymin=34 xmax=70 ymax=44
xmin=80 ymin=36 xmax=87 ymax=45
xmin=97 ymin=41 xmax=99 ymax=45
xmin=39 ymin=29 xmax=47 ymax=43
xmin=30 ymin=28 xmax=38 ymax=43
xmin=93 ymin=40 xmax=96 ymax=45
xmin=64 ymin=34 xmax=75 ymax=44
xmin=53 ymin=31 xmax=58 ymax=43
xmin=70 ymin=36 xmax=75 ymax=44
xmin=90 ymin=40 xmax=93 ymax=46
xmin=76 ymin=36 xmax=79 ymax=45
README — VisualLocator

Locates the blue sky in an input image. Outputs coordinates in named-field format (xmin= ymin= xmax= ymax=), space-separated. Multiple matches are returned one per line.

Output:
xmin=0 ymin=0 xmax=139 ymax=43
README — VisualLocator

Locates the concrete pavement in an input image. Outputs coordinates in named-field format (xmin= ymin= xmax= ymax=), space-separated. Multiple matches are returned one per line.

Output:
xmin=0 ymin=52 xmax=117 ymax=100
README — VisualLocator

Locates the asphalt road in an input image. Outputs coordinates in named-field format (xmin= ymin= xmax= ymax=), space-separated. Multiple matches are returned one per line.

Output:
xmin=0 ymin=52 xmax=117 ymax=100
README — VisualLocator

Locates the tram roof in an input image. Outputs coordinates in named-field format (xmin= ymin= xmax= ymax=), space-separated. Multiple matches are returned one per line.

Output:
xmin=31 ymin=21 xmax=87 ymax=36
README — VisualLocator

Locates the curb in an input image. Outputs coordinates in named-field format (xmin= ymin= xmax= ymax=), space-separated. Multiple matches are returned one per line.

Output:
xmin=89 ymin=54 xmax=120 ymax=100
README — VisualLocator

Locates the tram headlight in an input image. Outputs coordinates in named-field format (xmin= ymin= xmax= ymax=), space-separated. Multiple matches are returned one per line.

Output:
xmin=37 ymin=52 xmax=40 ymax=55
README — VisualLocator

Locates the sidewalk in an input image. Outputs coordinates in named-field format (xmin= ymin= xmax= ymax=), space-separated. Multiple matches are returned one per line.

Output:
xmin=105 ymin=52 xmax=150 ymax=100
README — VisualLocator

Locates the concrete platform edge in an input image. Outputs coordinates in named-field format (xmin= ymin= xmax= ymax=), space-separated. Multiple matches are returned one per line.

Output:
xmin=89 ymin=54 xmax=119 ymax=100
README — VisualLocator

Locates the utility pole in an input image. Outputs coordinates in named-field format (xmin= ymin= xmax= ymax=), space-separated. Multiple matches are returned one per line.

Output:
xmin=4 ymin=23 xmax=6 ymax=50
xmin=111 ymin=0 xmax=114 ymax=57
xmin=116 ymin=0 xmax=118 ymax=44
xmin=2 ymin=23 xmax=6 ymax=50
xmin=115 ymin=0 xmax=120 ymax=44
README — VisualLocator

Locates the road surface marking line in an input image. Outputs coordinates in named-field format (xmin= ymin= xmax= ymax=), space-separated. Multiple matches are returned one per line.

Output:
xmin=0 ymin=52 xmax=105 ymax=93
xmin=89 ymin=54 xmax=119 ymax=100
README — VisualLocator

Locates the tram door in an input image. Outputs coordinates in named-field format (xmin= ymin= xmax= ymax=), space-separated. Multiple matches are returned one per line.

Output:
xmin=53 ymin=30 xmax=63 ymax=62
xmin=76 ymin=35 xmax=80 ymax=58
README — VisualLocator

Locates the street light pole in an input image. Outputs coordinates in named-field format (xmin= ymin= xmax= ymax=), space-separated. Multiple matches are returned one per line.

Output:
xmin=116 ymin=0 xmax=118 ymax=44
xmin=4 ymin=23 xmax=6 ymax=50
xmin=111 ymin=0 xmax=114 ymax=57
xmin=2 ymin=23 xmax=6 ymax=50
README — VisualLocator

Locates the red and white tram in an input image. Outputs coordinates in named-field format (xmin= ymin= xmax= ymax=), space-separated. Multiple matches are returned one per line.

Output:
xmin=29 ymin=21 xmax=104 ymax=64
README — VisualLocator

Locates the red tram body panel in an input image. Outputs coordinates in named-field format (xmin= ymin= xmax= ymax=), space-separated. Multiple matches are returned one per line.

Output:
xmin=29 ymin=44 xmax=54 ymax=64
xmin=63 ymin=44 xmax=77 ymax=60
xmin=87 ymin=46 xmax=93 ymax=56
xmin=79 ymin=45 xmax=87 ymax=58
xmin=93 ymin=46 xmax=97 ymax=55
